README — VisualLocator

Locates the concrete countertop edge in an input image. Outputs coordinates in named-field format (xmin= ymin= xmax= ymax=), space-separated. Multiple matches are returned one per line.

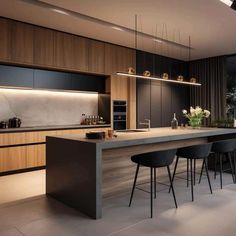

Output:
xmin=47 ymin=128 xmax=236 ymax=150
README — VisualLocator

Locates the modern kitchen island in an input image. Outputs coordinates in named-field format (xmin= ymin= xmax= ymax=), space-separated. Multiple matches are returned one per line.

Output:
xmin=46 ymin=127 xmax=236 ymax=219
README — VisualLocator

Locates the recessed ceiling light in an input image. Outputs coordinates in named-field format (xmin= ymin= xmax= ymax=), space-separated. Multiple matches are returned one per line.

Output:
xmin=152 ymin=38 xmax=163 ymax=43
xmin=220 ymin=0 xmax=233 ymax=6
xmin=111 ymin=26 xmax=124 ymax=32
xmin=52 ymin=8 xmax=69 ymax=15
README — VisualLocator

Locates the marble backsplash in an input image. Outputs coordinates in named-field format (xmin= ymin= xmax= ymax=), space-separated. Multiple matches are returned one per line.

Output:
xmin=0 ymin=88 xmax=98 ymax=127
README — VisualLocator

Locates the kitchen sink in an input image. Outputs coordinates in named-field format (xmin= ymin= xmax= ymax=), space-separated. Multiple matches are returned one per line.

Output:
xmin=116 ymin=129 xmax=148 ymax=133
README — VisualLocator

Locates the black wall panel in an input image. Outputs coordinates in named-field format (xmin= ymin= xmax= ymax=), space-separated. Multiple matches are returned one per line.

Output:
xmin=136 ymin=50 xmax=190 ymax=128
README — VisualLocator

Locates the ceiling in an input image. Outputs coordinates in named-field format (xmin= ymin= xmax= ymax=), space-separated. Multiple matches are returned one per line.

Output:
xmin=0 ymin=0 xmax=236 ymax=61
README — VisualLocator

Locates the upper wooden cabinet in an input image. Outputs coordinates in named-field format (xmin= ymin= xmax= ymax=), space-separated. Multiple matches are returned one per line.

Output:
xmin=105 ymin=44 xmax=135 ymax=74
xmin=73 ymin=36 xmax=88 ymax=72
xmin=0 ymin=18 xmax=11 ymax=61
xmin=34 ymin=26 xmax=54 ymax=66
xmin=11 ymin=21 xmax=34 ymax=64
xmin=88 ymin=40 xmax=105 ymax=74
xmin=54 ymin=31 xmax=74 ymax=69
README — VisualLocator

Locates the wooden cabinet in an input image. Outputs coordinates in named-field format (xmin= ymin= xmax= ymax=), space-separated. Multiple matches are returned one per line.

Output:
xmin=88 ymin=40 xmax=105 ymax=74
xmin=34 ymin=27 xmax=54 ymax=66
xmin=54 ymin=31 xmax=74 ymax=69
xmin=105 ymin=44 xmax=135 ymax=101
xmin=0 ymin=127 xmax=109 ymax=173
xmin=73 ymin=36 xmax=88 ymax=71
xmin=11 ymin=21 xmax=34 ymax=64
xmin=0 ymin=18 xmax=11 ymax=61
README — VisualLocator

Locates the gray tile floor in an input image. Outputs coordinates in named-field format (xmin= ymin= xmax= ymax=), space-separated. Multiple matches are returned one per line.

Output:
xmin=0 ymin=170 xmax=236 ymax=236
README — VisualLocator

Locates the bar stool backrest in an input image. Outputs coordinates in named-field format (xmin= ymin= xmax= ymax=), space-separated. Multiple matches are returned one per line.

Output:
xmin=212 ymin=139 xmax=236 ymax=153
xmin=177 ymin=143 xmax=212 ymax=159
xmin=132 ymin=149 xmax=177 ymax=167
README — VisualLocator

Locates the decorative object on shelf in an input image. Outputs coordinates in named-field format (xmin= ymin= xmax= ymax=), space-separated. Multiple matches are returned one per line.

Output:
xmin=171 ymin=113 xmax=178 ymax=129
xmin=190 ymin=77 xmax=197 ymax=83
xmin=182 ymin=106 xmax=210 ymax=129
xmin=128 ymin=67 xmax=135 ymax=75
xmin=162 ymin=73 xmax=169 ymax=80
xmin=143 ymin=70 xmax=151 ymax=77
xmin=177 ymin=75 xmax=184 ymax=82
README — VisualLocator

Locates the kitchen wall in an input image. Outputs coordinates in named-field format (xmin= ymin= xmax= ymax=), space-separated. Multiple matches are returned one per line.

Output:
xmin=0 ymin=88 xmax=98 ymax=127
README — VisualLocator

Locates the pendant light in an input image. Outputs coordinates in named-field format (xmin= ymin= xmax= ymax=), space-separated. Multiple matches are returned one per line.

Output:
xmin=116 ymin=16 xmax=201 ymax=86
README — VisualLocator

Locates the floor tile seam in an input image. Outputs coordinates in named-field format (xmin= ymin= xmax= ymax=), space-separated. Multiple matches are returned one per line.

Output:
xmin=106 ymin=219 xmax=147 ymax=236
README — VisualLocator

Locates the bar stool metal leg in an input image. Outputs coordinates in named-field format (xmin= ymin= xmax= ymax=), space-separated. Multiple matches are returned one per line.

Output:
xmin=154 ymin=168 xmax=157 ymax=199
xmin=187 ymin=158 xmax=189 ymax=187
xmin=167 ymin=165 xmax=178 ymax=208
xmin=129 ymin=164 xmax=140 ymax=207
xmin=204 ymin=158 xmax=213 ymax=194
xmin=234 ymin=151 xmax=236 ymax=183
xmin=228 ymin=152 xmax=235 ymax=183
xmin=169 ymin=156 xmax=179 ymax=193
xmin=214 ymin=153 xmax=217 ymax=179
xmin=194 ymin=159 xmax=196 ymax=185
xmin=220 ymin=154 xmax=223 ymax=189
xmin=150 ymin=167 xmax=153 ymax=218
xmin=198 ymin=159 xmax=204 ymax=184
xmin=190 ymin=158 xmax=194 ymax=201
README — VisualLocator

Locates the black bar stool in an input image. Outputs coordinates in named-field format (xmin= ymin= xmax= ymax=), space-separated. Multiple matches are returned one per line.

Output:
xmin=199 ymin=139 xmax=236 ymax=189
xmin=171 ymin=143 xmax=213 ymax=201
xmin=129 ymin=149 xmax=177 ymax=218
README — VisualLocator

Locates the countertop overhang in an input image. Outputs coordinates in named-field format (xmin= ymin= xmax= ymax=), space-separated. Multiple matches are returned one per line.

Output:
xmin=48 ymin=127 xmax=236 ymax=150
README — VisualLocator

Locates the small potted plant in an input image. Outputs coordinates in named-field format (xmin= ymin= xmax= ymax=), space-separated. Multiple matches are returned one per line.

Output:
xmin=182 ymin=106 xmax=210 ymax=128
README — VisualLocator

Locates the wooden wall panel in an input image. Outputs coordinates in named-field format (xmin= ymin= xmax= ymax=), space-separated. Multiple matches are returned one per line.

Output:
xmin=11 ymin=21 xmax=34 ymax=64
xmin=0 ymin=18 xmax=11 ymax=61
xmin=34 ymin=27 xmax=54 ymax=66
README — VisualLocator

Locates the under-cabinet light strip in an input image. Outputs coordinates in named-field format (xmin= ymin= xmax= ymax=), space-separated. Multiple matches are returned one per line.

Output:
xmin=116 ymin=72 xmax=201 ymax=86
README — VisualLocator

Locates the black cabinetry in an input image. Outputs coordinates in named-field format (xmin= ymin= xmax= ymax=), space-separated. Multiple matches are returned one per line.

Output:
xmin=136 ymin=50 xmax=190 ymax=128
xmin=0 ymin=65 xmax=33 ymax=88
xmin=0 ymin=64 xmax=107 ymax=93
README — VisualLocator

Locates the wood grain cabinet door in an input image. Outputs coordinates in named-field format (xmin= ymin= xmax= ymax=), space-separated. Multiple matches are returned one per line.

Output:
xmin=34 ymin=26 xmax=54 ymax=67
xmin=11 ymin=21 xmax=34 ymax=64
xmin=0 ymin=18 xmax=11 ymax=61
xmin=54 ymin=31 xmax=74 ymax=69
xmin=88 ymin=40 xmax=105 ymax=74
xmin=73 ymin=36 xmax=88 ymax=72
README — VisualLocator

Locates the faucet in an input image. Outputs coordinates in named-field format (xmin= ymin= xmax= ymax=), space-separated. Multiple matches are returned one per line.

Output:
xmin=139 ymin=119 xmax=151 ymax=131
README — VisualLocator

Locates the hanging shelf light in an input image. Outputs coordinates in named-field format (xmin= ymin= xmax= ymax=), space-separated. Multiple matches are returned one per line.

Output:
xmin=116 ymin=15 xmax=201 ymax=87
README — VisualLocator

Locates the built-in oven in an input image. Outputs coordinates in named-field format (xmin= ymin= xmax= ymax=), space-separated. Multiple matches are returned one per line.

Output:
xmin=113 ymin=100 xmax=127 ymax=130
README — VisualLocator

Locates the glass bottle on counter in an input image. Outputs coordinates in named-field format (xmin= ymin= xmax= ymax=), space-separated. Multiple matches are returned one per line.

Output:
xmin=171 ymin=113 xmax=178 ymax=129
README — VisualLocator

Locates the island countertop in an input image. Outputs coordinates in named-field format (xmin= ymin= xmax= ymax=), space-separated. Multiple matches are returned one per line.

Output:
xmin=47 ymin=127 xmax=236 ymax=149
